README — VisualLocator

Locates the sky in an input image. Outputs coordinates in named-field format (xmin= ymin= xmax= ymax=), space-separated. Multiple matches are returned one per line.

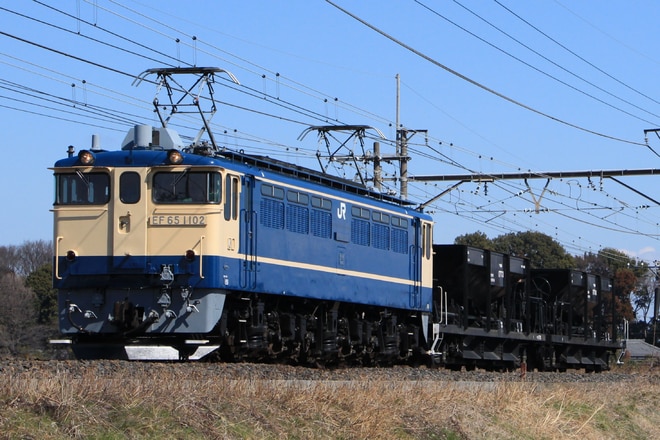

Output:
xmin=1 ymin=0 xmax=660 ymax=266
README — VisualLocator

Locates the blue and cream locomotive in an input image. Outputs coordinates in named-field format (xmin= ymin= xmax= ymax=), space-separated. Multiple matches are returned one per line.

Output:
xmin=52 ymin=68 xmax=622 ymax=370
xmin=52 ymin=68 xmax=434 ymax=361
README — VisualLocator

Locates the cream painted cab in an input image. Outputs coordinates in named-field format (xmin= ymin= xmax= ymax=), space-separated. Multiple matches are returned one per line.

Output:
xmin=53 ymin=165 xmax=242 ymax=278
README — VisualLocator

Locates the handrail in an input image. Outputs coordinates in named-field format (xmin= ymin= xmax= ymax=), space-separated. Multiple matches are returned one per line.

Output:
xmin=428 ymin=287 xmax=448 ymax=357
xmin=54 ymin=236 xmax=63 ymax=280
xmin=199 ymin=235 xmax=205 ymax=279
xmin=437 ymin=286 xmax=444 ymax=324
xmin=438 ymin=286 xmax=448 ymax=325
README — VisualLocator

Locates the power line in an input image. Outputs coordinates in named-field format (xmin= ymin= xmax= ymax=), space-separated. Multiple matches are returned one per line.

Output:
xmin=2 ymin=2 xmax=658 ymax=263
xmin=444 ymin=0 xmax=660 ymax=121
xmin=0 ymin=30 xmax=138 ymax=80
xmin=5 ymin=3 xmax=172 ymax=67
xmin=326 ymin=0 xmax=647 ymax=147
xmin=497 ymin=0 xmax=660 ymax=107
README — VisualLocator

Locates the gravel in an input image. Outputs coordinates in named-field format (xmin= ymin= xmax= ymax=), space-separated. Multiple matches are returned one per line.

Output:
xmin=1 ymin=358 xmax=654 ymax=384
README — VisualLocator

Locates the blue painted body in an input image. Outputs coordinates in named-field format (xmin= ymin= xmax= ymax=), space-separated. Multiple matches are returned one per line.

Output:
xmin=54 ymin=146 xmax=433 ymax=337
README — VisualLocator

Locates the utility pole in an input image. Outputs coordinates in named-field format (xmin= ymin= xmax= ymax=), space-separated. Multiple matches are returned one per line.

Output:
xmin=395 ymin=74 xmax=403 ymax=197
xmin=654 ymin=263 xmax=659 ymax=346
xmin=395 ymin=74 xmax=426 ymax=200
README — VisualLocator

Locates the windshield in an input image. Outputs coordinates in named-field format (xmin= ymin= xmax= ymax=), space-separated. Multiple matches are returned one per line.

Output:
xmin=54 ymin=172 xmax=110 ymax=205
xmin=153 ymin=171 xmax=221 ymax=204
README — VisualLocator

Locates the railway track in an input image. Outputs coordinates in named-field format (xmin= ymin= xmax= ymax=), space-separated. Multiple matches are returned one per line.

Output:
xmin=1 ymin=358 xmax=653 ymax=384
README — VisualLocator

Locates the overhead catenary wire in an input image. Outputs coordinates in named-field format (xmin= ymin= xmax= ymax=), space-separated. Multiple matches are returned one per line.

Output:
xmin=1 ymin=2 xmax=658 ymax=264
xmin=441 ymin=0 xmax=660 ymax=122
xmin=496 ymin=0 xmax=660 ymax=108
xmin=1 ymin=3 xmax=648 ymax=167
xmin=325 ymin=0 xmax=649 ymax=148
xmin=6 ymin=3 xmax=175 ymax=68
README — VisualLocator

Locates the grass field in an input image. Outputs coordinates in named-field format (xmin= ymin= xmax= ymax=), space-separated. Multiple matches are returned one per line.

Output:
xmin=1 ymin=359 xmax=659 ymax=439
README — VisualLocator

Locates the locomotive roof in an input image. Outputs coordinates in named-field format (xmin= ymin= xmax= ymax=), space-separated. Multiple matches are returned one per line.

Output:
xmin=53 ymin=142 xmax=417 ymax=209
xmin=216 ymin=148 xmax=413 ymax=206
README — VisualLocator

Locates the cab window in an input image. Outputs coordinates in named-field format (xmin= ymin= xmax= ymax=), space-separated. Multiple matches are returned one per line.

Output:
xmin=422 ymin=222 xmax=432 ymax=260
xmin=120 ymin=172 xmax=141 ymax=204
xmin=153 ymin=171 xmax=221 ymax=204
xmin=55 ymin=172 xmax=110 ymax=205
xmin=224 ymin=174 xmax=239 ymax=220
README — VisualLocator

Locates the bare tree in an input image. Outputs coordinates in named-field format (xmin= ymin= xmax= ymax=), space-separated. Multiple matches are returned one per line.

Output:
xmin=17 ymin=240 xmax=52 ymax=277
xmin=0 ymin=240 xmax=51 ymax=277
xmin=0 ymin=272 xmax=39 ymax=355
xmin=633 ymin=272 xmax=655 ymax=324
xmin=0 ymin=245 xmax=19 ymax=275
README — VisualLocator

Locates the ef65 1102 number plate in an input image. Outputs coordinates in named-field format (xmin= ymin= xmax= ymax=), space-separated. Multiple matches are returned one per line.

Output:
xmin=150 ymin=215 xmax=205 ymax=226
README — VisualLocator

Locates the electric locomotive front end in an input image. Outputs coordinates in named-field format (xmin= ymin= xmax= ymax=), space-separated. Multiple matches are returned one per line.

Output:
xmin=52 ymin=125 xmax=239 ymax=359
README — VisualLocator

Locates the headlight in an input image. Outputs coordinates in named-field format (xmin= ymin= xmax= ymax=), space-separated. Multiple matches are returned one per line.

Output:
xmin=167 ymin=150 xmax=183 ymax=165
xmin=78 ymin=150 xmax=95 ymax=165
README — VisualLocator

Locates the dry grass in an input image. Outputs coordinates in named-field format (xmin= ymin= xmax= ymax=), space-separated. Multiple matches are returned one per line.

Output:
xmin=1 ymin=362 xmax=659 ymax=439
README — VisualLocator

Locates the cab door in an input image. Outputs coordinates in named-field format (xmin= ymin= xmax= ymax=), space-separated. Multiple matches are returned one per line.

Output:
xmin=410 ymin=219 xmax=433 ymax=310
xmin=239 ymin=175 xmax=257 ymax=289
xmin=111 ymin=169 xmax=148 ymax=269
xmin=410 ymin=218 xmax=422 ymax=309
xmin=220 ymin=172 xmax=243 ymax=287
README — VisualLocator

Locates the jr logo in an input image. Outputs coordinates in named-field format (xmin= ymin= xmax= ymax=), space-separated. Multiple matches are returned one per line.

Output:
xmin=337 ymin=202 xmax=347 ymax=220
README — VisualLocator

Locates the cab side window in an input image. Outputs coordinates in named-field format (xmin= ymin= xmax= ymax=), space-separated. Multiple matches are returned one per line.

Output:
xmin=120 ymin=172 xmax=140 ymax=204
xmin=224 ymin=175 xmax=239 ymax=220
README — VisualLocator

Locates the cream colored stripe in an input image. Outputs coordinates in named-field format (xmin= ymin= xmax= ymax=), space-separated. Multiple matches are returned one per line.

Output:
xmin=240 ymin=253 xmax=432 ymax=288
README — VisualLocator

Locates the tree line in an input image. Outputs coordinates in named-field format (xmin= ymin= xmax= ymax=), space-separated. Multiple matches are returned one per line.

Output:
xmin=0 ymin=233 xmax=657 ymax=357
xmin=0 ymin=240 xmax=57 ymax=356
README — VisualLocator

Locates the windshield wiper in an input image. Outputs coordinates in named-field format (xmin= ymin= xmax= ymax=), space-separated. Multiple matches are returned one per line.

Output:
xmin=75 ymin=170 xmax=90 ymax=188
